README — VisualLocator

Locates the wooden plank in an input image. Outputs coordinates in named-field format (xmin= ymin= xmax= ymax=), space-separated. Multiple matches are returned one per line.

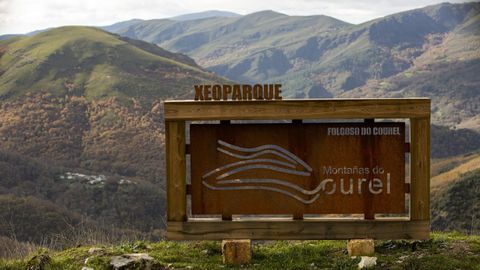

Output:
xmin=166 ymin=121 xmax=187 ymax=221
xmin=164 ymin=99 xmax=431 ymax=121
xmin=167 ymin=220 xmax=429 ymax=240
xmin=410 ymin=117 xmax=430 ymax=221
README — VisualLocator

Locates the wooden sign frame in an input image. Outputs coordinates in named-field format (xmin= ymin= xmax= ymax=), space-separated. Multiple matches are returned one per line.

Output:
xmin=164 ymin=99 xmax=430 ymax=240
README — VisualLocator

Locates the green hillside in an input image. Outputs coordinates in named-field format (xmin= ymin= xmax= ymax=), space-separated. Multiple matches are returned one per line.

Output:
xmin=0 ymin=26 xmax=226 ymax=101
xmin=432 ymin=169 xmax=480 ymax=233
xmin=431 ymin=125 xmax=480 ymax=158
xmin=0 ymin=149 xmax=165 ymax=245
xmin=0 ymin=25 xmax=228 ymax=182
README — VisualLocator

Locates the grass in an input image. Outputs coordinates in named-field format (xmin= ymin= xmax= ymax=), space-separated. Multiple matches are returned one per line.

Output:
xmin=1 ymin=232 xmax=479 ymax=269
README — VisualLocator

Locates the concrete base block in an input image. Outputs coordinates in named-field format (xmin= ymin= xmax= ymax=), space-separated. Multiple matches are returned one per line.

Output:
xmin=347 ymin=239 xmax=375 ymax=256
xmin=221 ymin=239 xmax=252 ymax=265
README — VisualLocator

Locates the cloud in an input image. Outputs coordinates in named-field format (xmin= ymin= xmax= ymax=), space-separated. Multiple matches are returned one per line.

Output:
xmin=0 ymin=0 xmax=474 ymax=35
xmin=0 ymin=0 xmax=12 ymax=28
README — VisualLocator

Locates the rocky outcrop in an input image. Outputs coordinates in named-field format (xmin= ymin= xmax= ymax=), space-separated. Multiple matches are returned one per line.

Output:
xmin=110 ymin=253 xmax=165 ymax=270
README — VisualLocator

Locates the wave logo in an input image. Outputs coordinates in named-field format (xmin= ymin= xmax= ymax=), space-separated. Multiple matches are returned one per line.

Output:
xmin=202 ymin=140 xmax=331 ymax=204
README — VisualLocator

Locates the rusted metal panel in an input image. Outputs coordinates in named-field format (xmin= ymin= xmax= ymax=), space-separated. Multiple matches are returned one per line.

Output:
xmin=190 ymin=122 xmax=405 ymax=216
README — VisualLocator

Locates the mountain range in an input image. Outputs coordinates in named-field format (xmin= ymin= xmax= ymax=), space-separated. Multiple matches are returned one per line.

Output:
xmin=104 ymin=2 xmax=480 ymax=130
xmin=169 ymin=10 xmax=240 ymax=21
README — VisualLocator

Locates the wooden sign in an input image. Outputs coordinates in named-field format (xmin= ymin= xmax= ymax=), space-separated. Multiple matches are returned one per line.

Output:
xmin=190 ymin=123 xmax=405 ymax=217
xmin=164 ymin=99 xmax=431 ymax=240
xmin=194 ymin=84 xmax=282 ymax=101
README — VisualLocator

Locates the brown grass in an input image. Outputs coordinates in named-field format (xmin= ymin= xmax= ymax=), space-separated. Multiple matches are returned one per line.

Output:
xmin=0 ymin=223 xmax=164 ymax=259
xmin=431 ymin=153 xmax=478 ymax=177
xmin=431 ymin=153 xmax=480 ymax=191
xmin=0 ymin=236 xmax=39 ymax=259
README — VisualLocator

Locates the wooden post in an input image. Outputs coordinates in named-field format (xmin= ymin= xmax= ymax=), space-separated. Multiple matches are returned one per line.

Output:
xmin=166 ymin=120 xmax=187 ymax=222
xmin=410 ymin=117 xmax=430 ymax=221
xmin=363 ymin=118 xmax=375 ymax=220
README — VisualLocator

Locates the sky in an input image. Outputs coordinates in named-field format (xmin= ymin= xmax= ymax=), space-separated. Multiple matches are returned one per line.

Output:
xmin=0 ymin=0 xmax=473 ymax=35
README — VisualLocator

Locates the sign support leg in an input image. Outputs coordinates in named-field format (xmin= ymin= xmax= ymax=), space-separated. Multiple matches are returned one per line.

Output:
xmin=222 ymin=239 xmax=252 ymax=265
